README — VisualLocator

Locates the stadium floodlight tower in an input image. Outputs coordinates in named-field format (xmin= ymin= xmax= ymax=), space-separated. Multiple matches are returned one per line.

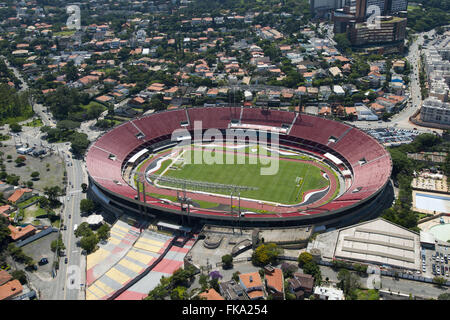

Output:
xmin=177 ymin=181 xmax=193 ymax=225
xmin=230 ymin=189 xmax=243 ymax=235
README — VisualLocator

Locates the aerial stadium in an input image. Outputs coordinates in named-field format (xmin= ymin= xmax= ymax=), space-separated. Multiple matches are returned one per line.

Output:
xmin=86 ymin=107 xmax=394 ymax=228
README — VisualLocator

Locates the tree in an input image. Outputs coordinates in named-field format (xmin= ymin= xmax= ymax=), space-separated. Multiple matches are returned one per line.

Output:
xmin=199 ymin=273 xmax=209 ymax=291
xmin=81 ymin=183 xmax=88 ymax=193
xmin=232 ymin=271 xmax=241 ymax=283
xmin=69 ymin=132 xmax=89 ymax=155
xmin=221 ymin=254 xmax=233 ymax=269
xmin=15 ymin=157 xmax=25 ymax=166
xmin=11 ymin=270 xmax=27 ymax=285
xmin=80 ymin=199 xmax=95 ymax=215
xmin=80 ymin=234 xmax=98 ymax=253
xmin=96 ymin=224 xmax=110 ymax=242
xmin=251 ymin=243 xmax=283 ymax=266
xmin=44 ymin=186 xmax=62 ymax=203
xmin=337 ymin=269 xmax=360 ymax=299
xmin=37 ymin=196 xmax=50 ymax=209
xmin=298 ymin=252 xmax=313 ymax=267
xmin=57 ymin=120 xmax=80 ymax=131
xmin=170 ymin=286 xmax=188 ymax=300
xmin=50 ymin=235 xmax=65 ymax=254
xmin=438 ymin=293 xmax=450 ymax=300
xmin=334 ymin=33 xmax=351 ymax=52
xmin=433 ymin=276 xmax=446 ymax=287
xmin=31 ymin=171 xmax=40 ymax=180
xmin=87 ymin=104 xmax=104 ymax=120
xmin=303 ymin=261 xmax=322 ymax=285
xmin=64 ymin=61 xmax=78 ymax=82
xmin=74 ymin=222 xmax=93 ymax=238
xmin=0 ymin=216 xmax=11 ymax=249
xmin=9 ymin=123 xmax=22 ymax=133
xmin=6 ymin=174 xmax=20 ymax=186
xmin=281 ymin=262 xmax=298 ymax=278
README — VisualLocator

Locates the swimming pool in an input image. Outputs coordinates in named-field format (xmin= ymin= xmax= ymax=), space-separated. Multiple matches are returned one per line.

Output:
xmin=415 ymin=193 xmax=450 ymax=213
xmin=429 ymin=223 xmax=450 ymax=242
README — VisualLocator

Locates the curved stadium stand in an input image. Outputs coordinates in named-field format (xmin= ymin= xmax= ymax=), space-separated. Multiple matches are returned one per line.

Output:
xmin=86 ymin=107 xmax=392 ymax=227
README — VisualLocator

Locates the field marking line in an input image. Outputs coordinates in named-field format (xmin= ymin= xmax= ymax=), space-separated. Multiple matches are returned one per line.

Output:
xmin=154 ymin=149 xmax=186 ymax=187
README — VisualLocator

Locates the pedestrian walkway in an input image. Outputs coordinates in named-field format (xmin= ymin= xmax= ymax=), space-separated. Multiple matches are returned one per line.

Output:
xmin=86 ymin=220 xmax=140 ymax=286
xmin=114 ymin=237 xmax=196 ymax=300
xmin=86 ymin=229 xmax=174 ymax=300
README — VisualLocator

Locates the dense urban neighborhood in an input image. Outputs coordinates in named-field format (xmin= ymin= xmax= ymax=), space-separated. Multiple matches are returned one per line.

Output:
xmin=0 ymin=0 xmax=449 ymax=304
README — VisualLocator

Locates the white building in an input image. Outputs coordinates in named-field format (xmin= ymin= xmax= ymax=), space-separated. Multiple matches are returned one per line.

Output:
xmin=314 ymin=286 xmax=345 ymax=300
xmin=420 ymin=97 xmax=450 ymax=126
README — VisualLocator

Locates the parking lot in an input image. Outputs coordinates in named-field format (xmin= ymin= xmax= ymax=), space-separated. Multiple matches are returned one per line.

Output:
xmin=0 ymin=144 xmax=65 ymax=192
xmin=364 ymin=128 xmax=421 ymax=146
xmin=422 ymin=244 xmax=450 ymax=279
xmin=21 ymin=231 xmax=59 ymax=277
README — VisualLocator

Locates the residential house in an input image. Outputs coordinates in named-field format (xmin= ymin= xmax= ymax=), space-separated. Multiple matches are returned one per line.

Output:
xmin=290 ymin=273 xmax=314 ymax=299
xmin=0 ymin=270 xmax=12 ymax=286
xmin=7 ymin=188 xmax=33 ymax=204
xmin=333 ymin=85 xmax=345 ymax=96
xmin=329 ymin=66 xmax=342 ymax=78
xmin=95 ymin=95 xmax=114 ymax=105
xmin=319 ymin=106 xmax=331 ymax=116
xmin=264 ymin=267 xmax=284 ymax=300
xmin=8 ymin=224 xmax=36 ymax=241
xmin=239 ymin=272 xmax=265 ymax=300
xmin=219 ymin=280 xmax=249 ymax=300
xmin=314 ymin=286 xmax=345 ymax=300
xmin=0 ymin=279 xmax=23 ymax=300
xmin=199 ymin=288 xmax=225 ymax=300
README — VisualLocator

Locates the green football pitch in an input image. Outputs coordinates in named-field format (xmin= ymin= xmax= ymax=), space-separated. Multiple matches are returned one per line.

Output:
xmin=154 ymin=148 xmax=331 ymax=205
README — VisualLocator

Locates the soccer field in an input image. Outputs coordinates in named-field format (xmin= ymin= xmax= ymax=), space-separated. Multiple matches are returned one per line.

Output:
xmin=155 ymin=148 xmax=331 ymax=205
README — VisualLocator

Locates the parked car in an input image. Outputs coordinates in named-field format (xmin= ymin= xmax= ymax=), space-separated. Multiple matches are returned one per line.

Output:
xmin=38 ymin=258 xmax=48 ymax=265
xmin=64 ymin=258 xmax=68 ymax=264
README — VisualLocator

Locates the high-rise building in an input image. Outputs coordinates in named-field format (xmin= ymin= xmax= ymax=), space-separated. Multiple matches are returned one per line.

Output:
xmin=386 ymin=0 xmax=408 ymax=14
xmin=347 ymin=15 xmax=407 ymax=46
xmin=421 ymin=97 xmax=450 ymax=126
xmin=355 ymin=0 xmax=408 ymax=18
xmin=310 ymin=0 xmax=345 ymax=17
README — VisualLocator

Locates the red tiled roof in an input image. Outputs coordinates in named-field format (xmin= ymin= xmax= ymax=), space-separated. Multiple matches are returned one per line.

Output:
xmin=0 ymin=270 xmax=12 ymax=286
xmin=199 ymin=289 xmax=224 ymax=300
xmin=7 ymin=189 xmax=32 ymax=203
xmin=239 ymin=272 xmax=263 ymax=289
xmin=8 ymin=224 xmax=36 ymax=241
xmin=0 ymin=280 xmax=22 ymax=300
xmin=265 ymin=268 xmax=283 ymax=293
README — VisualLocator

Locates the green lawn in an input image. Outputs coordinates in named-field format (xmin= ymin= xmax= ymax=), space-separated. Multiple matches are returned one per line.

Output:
xmin=147 ymin=192 xmax=220 ymax=209
xmin=156 ymin=148 xmax=330 ymax=205
xmin=24 ymin=118 xmax=43 ymax=127
xmin=53 ymin=30 xmax=76 ymax=36
xmin=17 ymin=196 xmax=40 ymax=209
xmin=355 ymin=289 xmax=380 ymax=300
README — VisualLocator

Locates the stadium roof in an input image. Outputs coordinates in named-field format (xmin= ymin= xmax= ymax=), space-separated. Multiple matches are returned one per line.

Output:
xmin=333 ymin=218 xmax=421 ymax=271
xmin=156 ymin=221 xmax=191 ymax=233
xmin=128 ymin=148 xmax=149 ymax=164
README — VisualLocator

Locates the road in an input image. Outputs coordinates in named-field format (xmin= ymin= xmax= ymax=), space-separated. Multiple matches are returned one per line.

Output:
xmin=2 ymin=56 xmax=55 ymax=128
xmin=318 ymin=265 xmax=447 ymax=299
xmin=348 ymin=30 xmax=442 ymax=134
xmin=52 ymin=146 xmax=88 ymax=300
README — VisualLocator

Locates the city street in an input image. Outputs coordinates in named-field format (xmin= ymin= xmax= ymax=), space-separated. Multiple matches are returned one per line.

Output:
xmin=51 ymin=147 xmax=88 ymax=300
